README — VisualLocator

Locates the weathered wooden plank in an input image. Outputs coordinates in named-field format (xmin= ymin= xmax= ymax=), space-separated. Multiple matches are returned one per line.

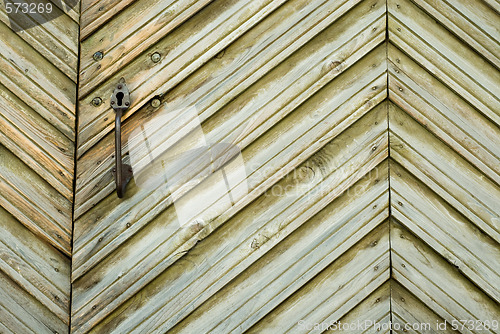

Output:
xmin=388 ymin=0 xmax=500 ymax=126
xmin=328 ymin=282 xmax=391 ymax=334
xmin=411 ymin=0 xmax=500 ymax=69
xmin=80 ymin=0 xmax=212 ymax=76
xmin=169 ymin=161 xmax=389 ymax=333
xmin=0 ymin=318 xmax=15 ymax=334
xmin=77 ymin=0 xmax=288 ymax=156
xmin=389 ymin=104 xmax=500 ymax=244
xmin=0 ymin=82 xmax=74 ymax=199
xmin=75 ymin=94 xmax=383 ymax=332
xmin=0 ymin=304 xmax=32 ymax=334
xmin=80 ymin=99 xmax=388 ymax=333
xmin=0 ymin=21 xmax=76 ymax=115
xmin=0 ymin=207 xmax=70 ymax=322
xmin=391 ymin=281 xmax=459 ymax=334
xmin=0 ymin=0 xmax=79 ymax=331
xmin=391 ymin=222 xmax=500 ymax=333
xmin=482 ymin=0 xmax=500 ymax=13
xmin=51 ymin=0 xmax=80 ymax=23
xmin=75 ymin=0 xmax=385 ymax=218
xmin=0 ymin=145 xmax=72 ymax=255
xmin=72 ymin=42 xmax=387 ymax=283
xmin=0 ymin=270 xmax=68 ymax=333
xmin=246 ymin=223 xmax=390 ymax=334
xmin=0 ymin=21 xmax=76 ymax=139
xmin=390 ymin=161 xmax=500 ymax=303
xmin=67 ymin=0 xmax=500 ymax=332
xmin=80 ymin=0 xmax=138 ymax=39
xmin=388 ymin=44 xmax=500 ymax=185
xmin=0 ymin=5 xmax=79 ymax=81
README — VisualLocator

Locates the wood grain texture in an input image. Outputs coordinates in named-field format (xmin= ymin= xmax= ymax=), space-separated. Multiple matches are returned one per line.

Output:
xmin=72 ymin=0 xmax=392 ymax=331
xmin=388 ymin=0 xmax=500 ymax=126
xmin=72 ymin=49 xmax=388 ymax=333
xmin=74 ymin=0 xmax=382 ymax=218
xmin=0 ymin=0 xmax=497 ymax=331
xmin=70 ymin=0 xmax=500 ymax=332
xmin=0 ymin=1 xmax=78 ymax=332
xmin=391 ymin=281 xmax=459 ymax=334
xmin=391 ymin=221 xmax=499 ymax=333
xmin=387 ymin=0 xmax=499 ymax=328
xmin=72 ymin=0 xmax=387 ymax=279
xmin=246 ymin=223 xmax=390 ymax=334
xmin=77 ymin=0 xmax=290 ymax=157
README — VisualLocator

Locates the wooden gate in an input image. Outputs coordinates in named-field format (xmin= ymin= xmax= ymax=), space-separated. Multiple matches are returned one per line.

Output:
xmin=0 ymin=0 xmax=499 ymax=333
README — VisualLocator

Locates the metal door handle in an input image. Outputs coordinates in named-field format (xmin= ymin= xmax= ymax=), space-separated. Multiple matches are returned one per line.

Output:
xmin=111 ymin=78 xmax=133 ymax=198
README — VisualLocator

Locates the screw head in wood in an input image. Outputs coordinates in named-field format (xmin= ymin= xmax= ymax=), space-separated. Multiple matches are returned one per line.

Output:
xmin=151 ymin=52 xmax=161 ymax=63
xmin=92 ymin=97 xmax=102 ymax=106
xmin=93 ymin=51 xmax=104 ymax=61
xmin=151 ymin=98 xmax=161 ymax=108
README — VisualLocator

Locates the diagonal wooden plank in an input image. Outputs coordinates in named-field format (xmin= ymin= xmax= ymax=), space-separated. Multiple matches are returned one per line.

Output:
xmin=80 ymin=0 xmax=213 ymax=81
xmin=169 ymin=160 xmax=389 ymax=333
xmin=77 ymin=0 xmax=289 ymax=157
xmin=388 ymin=0 xmax=500 ymax=126
xmin=67 ymin=0 xmax=500 ymax=332
xmin=72 ymin=24 xmax=387 ymax=282
xmin=391 ymin=281 xmax=459 ymax=334
xmin=329 ymin=281 xmax=391 ymax=334
xmin=0 ymin=82 xmax=74 ymax=200
xmin=388 ymin=103 xmax=500 ymax=243
xmin=388 ymin=44 xmax=500 ymax=185
xmin=387 ymin=2 xmax=500 ymax=330
xmin=0 ymin=21 xmax=76 ymax=139
xmin=74 ymin=95 xmax=388 ymax=333
xmin=0 ymin=145 xmax=72 ymax=255
xmin=71 ymin=65 xmax=386 ymax=326
xmin=390 ymin=159 xmax=500 ymax=303
xmin=0 ymin=270 xmax=67 ymax=334
xmin=391 ymin=221 xmax=500 ymax=333
xmin=409 ymin=0 xmax=500 ymax=69
xmin=0 ymin=3 xmax=79 ymax=81
xmin=0 ymin=208 xmax=69 ymax=332
xmin=246 ymin=223 xmax=390 ymax=334
xmin=0 ymin=2 xmax=79 ymax=332
xmin=80 ymin=0 xmax=138 ymax=39
xmin=0 ymin=207 xmax=70 ymax=323
xmin=74 ymin=0 xmax=383 ymax=218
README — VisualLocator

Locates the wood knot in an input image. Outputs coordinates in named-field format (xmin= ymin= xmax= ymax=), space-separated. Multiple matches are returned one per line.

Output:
xmin=294 ymin=166 xmax=315 ymax=184
xmin=190 ymin=219 xmax=205 ymax=233
xmin=216 ymin=49 xmax=225 ymax=59
xmin=328 ymin=60 xmax=342 ymax=72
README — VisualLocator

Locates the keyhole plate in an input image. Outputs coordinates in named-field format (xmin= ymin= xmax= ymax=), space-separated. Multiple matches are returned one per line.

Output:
xmin=110 ymin=78 xmax=130 ymax=110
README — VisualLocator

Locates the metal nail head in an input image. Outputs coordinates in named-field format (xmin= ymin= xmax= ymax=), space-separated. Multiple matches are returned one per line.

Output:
xmin=151 ymin=52 xmax=161 ymax=63
xmin=93 ymin=51 xmax=104 ymax=61
xmin=151 ymin=98 xmax=161 ymax=108
xmin=92 ymin=97 xmax=102 ymax=106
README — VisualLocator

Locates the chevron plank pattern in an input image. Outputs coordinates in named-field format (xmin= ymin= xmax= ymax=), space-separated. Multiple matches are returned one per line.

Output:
xmin=387 ymin=0 xmax=500 ymax=330
xmin=71 ymin=0 xmax=500 ymax=332
xmin=72 ymin=0 xmax=393 ymax=331
xmin=0 ymin=0 xmax=498 ymax=332
xmin=0 ymin=1 xmax=80 ymax=332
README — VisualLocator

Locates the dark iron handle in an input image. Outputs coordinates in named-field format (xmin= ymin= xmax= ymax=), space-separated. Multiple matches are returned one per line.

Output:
xmin=111 ymin=78 xmax=132 ymax=198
